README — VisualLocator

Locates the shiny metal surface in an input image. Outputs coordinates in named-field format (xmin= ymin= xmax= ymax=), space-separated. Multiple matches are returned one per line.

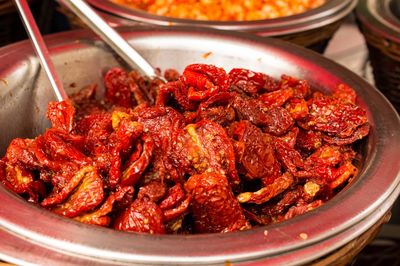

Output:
xmin=86 ymin=0 xmax=357 ymax=36
xmin=0 ymin=27 xmax=400 ymax=265
xmin=60 ymin=0 xmax=158 ymax=103
xmin=13 ymin=0 xmax=67 ymax=101
xmin=356 ymin=0 xmax=400 ymax=43
xmin=61 ymin=0 xmax=159 ymax=81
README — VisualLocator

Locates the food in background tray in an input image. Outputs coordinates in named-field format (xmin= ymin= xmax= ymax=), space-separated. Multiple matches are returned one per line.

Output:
xmin=113 ymin=0 xmax=326 ymax=21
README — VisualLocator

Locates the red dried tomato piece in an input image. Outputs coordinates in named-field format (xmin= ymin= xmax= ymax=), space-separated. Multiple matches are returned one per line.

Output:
xmin=164 ymin=68 xmax=180 ymax=82
xmin=197 ymin=92 xmax=235 ymax=126
xmin=4 ymin=138 xmax=40 ymax=170
xmin=280 ymin=200 xmax=323 ymax=222
xmin=129 ymin=69 xmax=162 ymax=104
xmin=276 ymin=126 xmax=299 ymax=149
xmin=137 ymin=181 xmax=167 ymax=202
xmin=120 ymin=135 xmax=154 ymax=187
xmin=233 ymin=95 xmax=294 ymax=136
xmin=114 ymin=198 xmax=165 ymax=234
xmin=0 ymin=161 xmax=45 ymax=202
xmin=45 ymin=166 xmax=104 ymax=218
xmin=260 ymin=185 xmax=305 ymax=217
xmin=275 ymin=139 xmax=305 ymax=175
xmin=285 ymin=98 xmax=309 ymax=121
xmin=332 ymin=84 xmax=357 ymax=104
xmin=233 ymin=95 xmax=269 ymax=126
xmin=156 ymin=81 xmax=197 ymax=111
xmin=242 ymin=208 xmax=271 ymax=226
xmin=163 ymin=195 xmax=190 ymax=222
xmin=104 ymin=67 xmax=135 ymax=108
xmin=323 ymin=123 xmax=370 ymax=146
xmin=259 ymin=87 xmax=294 ymax=107
xmin=137 ymin=107 xmax=186 ymax=183
xmin=175 ymin=119 xmax=240 ymax=187
xmin=159 ymin=184 xmax=185 ymax=210
xmin=41 ymin=129 xmax=89 ymax=167
xmin=329 ymin=161 xmax=358 ymax=189
xmin=263 ymin=106 xmax=294 ymax=136
xmin=1 ymin=162 xmax=33 ymax=193
xmin=182 ymin=64 xmax=229 ymax=101
xmin=75 ymin=186 xmax=134 ymax=226
xmin=229 ymin=121 xmax=280 ymax=181
xmin=228 ymin=68 xmax=278 ymax=95
xmin=279 ymin=75 xmax=310 ymax=98
xmin=303 ymin=95 xmax=368 ymax=138
xmin=237 ymin=172 xmax=294 ymax=204
xmin=296 ymin=129 xmax=322 ymax=152
xmin=138 ymin=107 xmax=185 ymax=150
xmin=47 ymin=100 xmax=75 ymax=133
xmin=184 ymin=173 xmax=250 ymax=233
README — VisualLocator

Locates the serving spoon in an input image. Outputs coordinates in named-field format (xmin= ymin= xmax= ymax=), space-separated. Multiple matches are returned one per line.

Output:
xmin=14 ymin=0 xmax=159 ymax=103
xmin=13 ymin=0 xmax=68 ymax=102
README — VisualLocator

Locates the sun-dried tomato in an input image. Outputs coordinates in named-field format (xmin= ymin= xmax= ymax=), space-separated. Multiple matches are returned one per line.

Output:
xmin=114 ymin=198 xmax=165 ymax=234
xmin=197 ymin=92 xmax=235 ymax=126
xmin=285 ymin=98 xmax=309 ymax=121
xmin=4 ymin=138 xmax=41 ymax=170
xmin=163 ymin=195 xmax=190 ymax=222
xmin=104 ymin=67 xmax=136 ymax=108
xmin=0 ymin=63 xmax=370 ymax=235
xmin=176 ymin=119 xmax=240 ymax=187
xmin=296 ymin=129 xmax=322 ymax=152
xmin=279 ymin=75 xmax=310 ymax=98
xmin=237 ymin=172 xmax=294 ymax=204
xmin=228 ymin=68 xmax=278 ymax=95
xmin=332 ymin=84 xmax=357 ymax=104
xmin=137 ymin=181 xmax=167 ymax=202
xmin=184 ymin=173 xmax=250 ymax=233
xmin=280 ymin=200 xmax=323 ymax=222
xmin=233 ymin=95 xmax=294 ymax=136
xmin=47 ymin=166 xmax=104 ymax=218
xmin=159 ymin=184 xmax=185 ymax=210
xmin=47 ymin=100 xmax=75 ymax=133
xmin=182 ymin=64 xmax=229 ymax=101
xmin=303 ymin=94 xmax=368 ymax=138
xmin=229 ymin=121 xmax=280 ymax=181
xmin=156 ymin=81 xmax=197 ymax=111
xmin=120 ymin=135 xmax=154 ymax=187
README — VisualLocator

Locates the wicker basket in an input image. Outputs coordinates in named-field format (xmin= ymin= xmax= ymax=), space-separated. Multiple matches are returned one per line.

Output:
xmin=358 ymin=24 xmax=400 ymax=112
xmin=356 ymin=0 xmax=400 ymax=112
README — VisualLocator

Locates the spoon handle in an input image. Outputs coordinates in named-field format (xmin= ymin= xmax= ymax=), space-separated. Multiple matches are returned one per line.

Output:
xmin=13 ymin=0 xmax=68 ymax=102
xmin=61 ymin=0 xmax=157 ymax=78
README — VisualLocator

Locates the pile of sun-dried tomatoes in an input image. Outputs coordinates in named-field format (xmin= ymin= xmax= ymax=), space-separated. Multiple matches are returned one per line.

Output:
xmin=0 ymin=64 xmax=369 ymax=234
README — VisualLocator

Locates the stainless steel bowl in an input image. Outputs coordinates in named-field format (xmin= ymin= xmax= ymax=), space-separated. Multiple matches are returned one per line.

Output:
xmin=0 ymin=27 xmax=400 ymax=265
xmin=79 ymin=0 xmax=357 ymax=52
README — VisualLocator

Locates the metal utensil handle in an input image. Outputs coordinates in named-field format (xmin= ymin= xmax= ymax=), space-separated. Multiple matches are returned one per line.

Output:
xmin=13 ymin=0 xmax=68 ymax=102
xmin=61 ymin=0 xmax=157 ymax=78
